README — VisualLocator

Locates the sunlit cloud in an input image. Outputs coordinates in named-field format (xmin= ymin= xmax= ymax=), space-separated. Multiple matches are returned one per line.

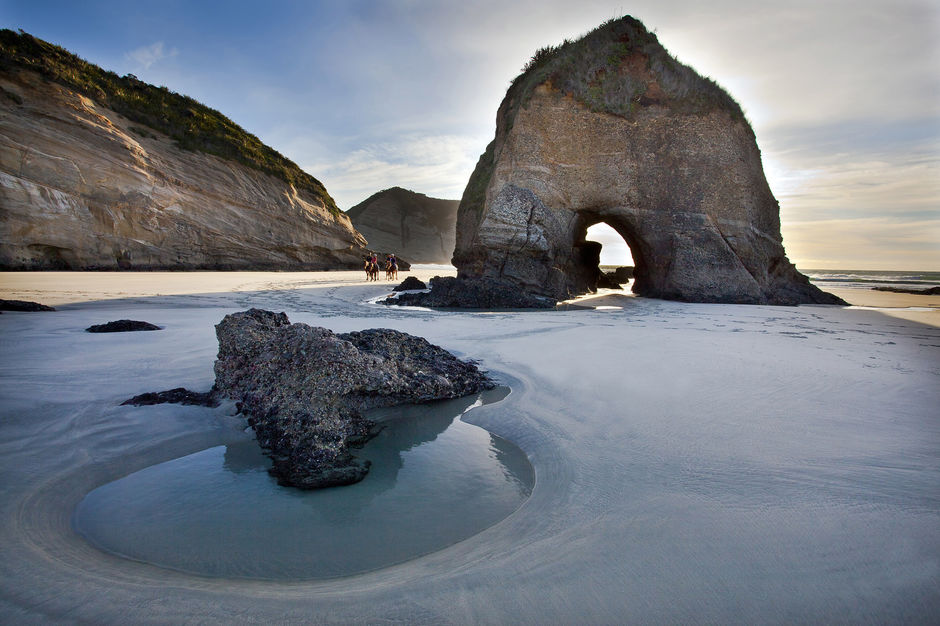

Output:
xmin=586 ymin=223 xmax=634 ymax=266
xmin=783 ymin=217 xmax=940 ymax=270
xmin=305 ymin=134 xmax=482 ymax=209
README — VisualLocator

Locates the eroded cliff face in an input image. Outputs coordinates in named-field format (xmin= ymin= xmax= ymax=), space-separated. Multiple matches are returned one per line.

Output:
xmin=346 ymin=187 xmax=458 ymax=264
xmin=452 ymin=17 xmax=841 ymax=305
xmin=0 ymin=69 xmax=367 ymax=270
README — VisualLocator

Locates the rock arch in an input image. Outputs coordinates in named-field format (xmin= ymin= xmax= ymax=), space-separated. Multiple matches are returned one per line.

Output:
xmin=450 ymin=17 xmax=842 ymax=306
xmin=576 ymin=214 xmax=644 ymax=292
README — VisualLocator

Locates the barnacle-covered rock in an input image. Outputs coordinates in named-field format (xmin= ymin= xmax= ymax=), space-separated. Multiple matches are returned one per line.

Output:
xmin=213 ymin=309 xmax=493 ymax=489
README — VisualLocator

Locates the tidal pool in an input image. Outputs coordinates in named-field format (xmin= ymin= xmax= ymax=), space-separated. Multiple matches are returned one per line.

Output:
xmin=72 ymin=387 xmax=533 ymax=580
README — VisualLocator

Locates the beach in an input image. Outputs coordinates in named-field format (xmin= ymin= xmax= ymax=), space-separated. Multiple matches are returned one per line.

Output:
xmin=0 ymin=270 xmax=938 ymax=623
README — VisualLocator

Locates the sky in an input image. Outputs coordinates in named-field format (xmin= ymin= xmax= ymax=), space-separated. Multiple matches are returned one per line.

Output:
xmin=1 ymin=0 xmax=938 ymax=270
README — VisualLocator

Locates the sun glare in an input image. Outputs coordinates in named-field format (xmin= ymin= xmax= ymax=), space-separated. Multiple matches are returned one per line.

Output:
xmin=585 ymin=222 xmax=634 ymax=266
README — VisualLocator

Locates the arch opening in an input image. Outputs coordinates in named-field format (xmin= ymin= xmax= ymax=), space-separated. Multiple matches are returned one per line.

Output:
xmin=572 ymin=214 xmax=650 ymax=297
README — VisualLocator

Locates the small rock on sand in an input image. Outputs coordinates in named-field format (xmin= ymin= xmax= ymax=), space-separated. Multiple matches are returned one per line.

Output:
xmin=0 ymin=299 xmax=55 ymax=312
xmin=86 ymin=320 xmax=161 ymax=333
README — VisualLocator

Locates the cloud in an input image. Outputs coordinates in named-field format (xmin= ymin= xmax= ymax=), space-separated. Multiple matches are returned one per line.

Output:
xmin=783 ymin=217 xmax=940 ymax=270
xmin=125 ymin=42 xmax=178 ymax=71
xmin=91 ymin=0 xmax=934 ymax=270
xmin=650 ymin=0 xmax=940 ymax=131
xmin=304 ymin=134 xmax=483 ymax=210
xmin=586 ymin=223 xmax=635 ymax=266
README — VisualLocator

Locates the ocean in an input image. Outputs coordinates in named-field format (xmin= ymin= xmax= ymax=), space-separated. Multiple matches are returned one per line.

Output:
xmin=803 ymin=269 xmax=940 ymax=291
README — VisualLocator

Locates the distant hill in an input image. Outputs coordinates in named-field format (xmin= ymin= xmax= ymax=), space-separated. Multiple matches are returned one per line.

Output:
xmin=347 ymin=187 xmax=458 ymax=264
xmin=0 ymin=30 xmax=368 ymax=270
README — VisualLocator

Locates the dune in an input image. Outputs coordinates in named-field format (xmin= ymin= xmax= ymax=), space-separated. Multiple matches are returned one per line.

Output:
xmin=0 ymin=271 xmax=937 ymax=623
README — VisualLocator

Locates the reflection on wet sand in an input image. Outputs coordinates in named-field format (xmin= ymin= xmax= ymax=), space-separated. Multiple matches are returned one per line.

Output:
xmin=73 ymin=386 xmax=531 ymax=579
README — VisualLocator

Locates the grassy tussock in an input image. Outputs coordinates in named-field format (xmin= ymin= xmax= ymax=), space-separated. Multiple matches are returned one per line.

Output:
xmin=515 ymin=16 xmax=745 ymax=119
xmin=514 ymin=16 xmax=745 ymax=119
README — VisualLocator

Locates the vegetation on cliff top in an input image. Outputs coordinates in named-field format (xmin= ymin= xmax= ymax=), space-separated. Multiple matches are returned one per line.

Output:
xmin=513 ymin=16 xmax=745 ymax=120
xmin=0 ymin=29 xmax=339 ymax=215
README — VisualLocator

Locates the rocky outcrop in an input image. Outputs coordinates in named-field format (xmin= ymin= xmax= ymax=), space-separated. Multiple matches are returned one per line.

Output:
xmin=121 ymin=387 xmax=218 ymax=407
xmin=0 ymin=37 xmax=368 ymax=270
xmin=0 ymin=298 xmax=54 ymax=311
xmin=86 ymin=320 xmax=161 ymax=333
xmin=393 ymin=276 xmax=427 ymax=291
xmin=450 ymin=16 xmax=843 ymax=306
xmin=873 ymin=286 xmax=940 ymax=295
xmin=388 ymin=276 xmax=555 ymax=309
xmin=347 ymin=187 xmax=458 ymax=264
xmin=605 ymin=266 xmax=634 ymax=284
xmin=212 ymin=309 xmax=493 ymax=489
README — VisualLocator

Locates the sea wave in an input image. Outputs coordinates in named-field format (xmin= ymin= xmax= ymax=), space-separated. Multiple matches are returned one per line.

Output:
xmin=409 ymin=263 xmax=457 ymax=271
xmin=803 ymin=269 xmax=940 ymax=289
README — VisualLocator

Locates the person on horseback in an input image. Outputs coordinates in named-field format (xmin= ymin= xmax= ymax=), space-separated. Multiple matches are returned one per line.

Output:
xmin=365 ymin=253 xmax=380 ymax=281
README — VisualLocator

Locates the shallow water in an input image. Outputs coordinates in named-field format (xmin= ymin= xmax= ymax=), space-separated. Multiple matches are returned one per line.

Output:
xmin=73 ymin=388 xmax=533 ymax=580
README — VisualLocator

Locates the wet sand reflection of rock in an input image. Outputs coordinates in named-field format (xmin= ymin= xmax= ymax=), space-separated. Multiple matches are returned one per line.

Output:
xmin=74 ymin=386 xmax=531 ymax=579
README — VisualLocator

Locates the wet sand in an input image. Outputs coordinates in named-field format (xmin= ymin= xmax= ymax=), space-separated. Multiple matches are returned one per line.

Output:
xmin=0 ymin=271 xmax=937 ymax=623
xmin=2 ymin=271 xmax=935 ymax=326
xmin=825 ymin=286 xmax=939 ymax=326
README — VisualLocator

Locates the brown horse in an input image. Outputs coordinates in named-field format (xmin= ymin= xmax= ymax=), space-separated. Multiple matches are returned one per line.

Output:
xmin=385 ymin=256 xmax=399 ymax=281
xmin=364 ymin=258 xmax=379 ymax=281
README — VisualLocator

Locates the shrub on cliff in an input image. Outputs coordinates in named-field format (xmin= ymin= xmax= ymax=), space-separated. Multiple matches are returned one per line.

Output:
xmin=513 ymin=16 xmax=745 ymax=120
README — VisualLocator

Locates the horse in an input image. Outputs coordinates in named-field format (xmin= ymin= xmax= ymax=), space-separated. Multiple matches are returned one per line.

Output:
xmin=385 ymin=256 xmax=399 ymax=281
xmin=364 ymin=258 xmax=379 ymax=281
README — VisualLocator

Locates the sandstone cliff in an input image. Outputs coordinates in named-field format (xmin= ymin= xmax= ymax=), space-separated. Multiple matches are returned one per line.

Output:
xmin=0 ymin=32 xmax=367 ymax=270
xmin=452 ymin=16 xmax=842 ymax=305
xmin=346 ymin=187 xmax=458 ymax=264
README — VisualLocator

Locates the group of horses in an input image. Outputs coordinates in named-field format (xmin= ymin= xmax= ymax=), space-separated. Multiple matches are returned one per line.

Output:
xmin=364 ymin=256 xmax=398 ymax=282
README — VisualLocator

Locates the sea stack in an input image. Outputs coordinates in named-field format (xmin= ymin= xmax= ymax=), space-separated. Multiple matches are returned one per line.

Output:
xmin=450 ymin=16 xmax=842 ymax=305
xmin=0 ymin=30 xmax=368 ymax=270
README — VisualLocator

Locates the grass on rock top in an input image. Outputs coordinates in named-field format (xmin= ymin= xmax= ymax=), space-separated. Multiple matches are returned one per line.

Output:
xmin=513 ymin=16 xmax=745 ymax=120
xmin=0 ymin=29 xmax=340 ymax=216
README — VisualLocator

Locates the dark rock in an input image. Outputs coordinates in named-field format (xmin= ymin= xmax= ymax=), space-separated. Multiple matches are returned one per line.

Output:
xmin=0 ymin=298 xmax=55 ymax=311
xmin=873 ymin=286 xmax=940 ymax=295
xmin=596 ymin=272 xmax=624 ymax=290
xmin=212 ymin=308 xmax=494 ymax=489
xmin=387 ymin=275 xmax=556 ymax=309
xmin=594 ymin=266 xmax=633 ymax=290
xmin=86 ymin=319 xmax=161 ymax=333
xmin=393 ymin=276 xmax=428 ymax=291
xmin=450 ymin=17 xmax=844 ymax=307
xmin=609 ymin=266 xmax=634 ymax=283
xmin=121 ymin=387 xmax=219 ymax=407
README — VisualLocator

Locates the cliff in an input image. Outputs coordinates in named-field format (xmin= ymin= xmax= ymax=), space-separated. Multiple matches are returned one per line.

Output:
xmin=347 ymin=187 xmax=458 ymax=264
xmin=450 ymin=16 xmax=842 ymax=305
xmin=0 ymin=30 xmax=367 ymax=270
